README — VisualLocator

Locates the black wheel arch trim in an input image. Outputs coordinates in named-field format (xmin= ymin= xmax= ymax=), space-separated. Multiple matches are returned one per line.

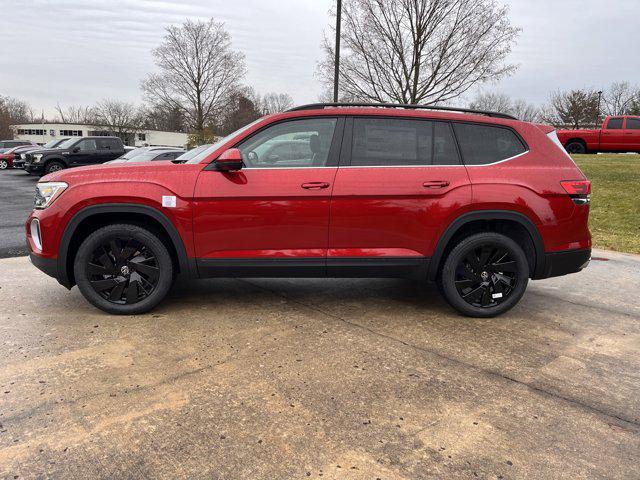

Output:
xmin=427 ymin=210 xmax=546 ymax=281
xmin=57 ymin=203 xmax=194 ymax=288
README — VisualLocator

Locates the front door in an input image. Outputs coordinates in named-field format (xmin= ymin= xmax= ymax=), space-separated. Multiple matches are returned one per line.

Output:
xmin=193 ymin=117 xmax=343 ymax=277
xmin=328 ymin=117 xmax=472 ymax=277
xmin=67 ymin=138 xmax=98 ymax=166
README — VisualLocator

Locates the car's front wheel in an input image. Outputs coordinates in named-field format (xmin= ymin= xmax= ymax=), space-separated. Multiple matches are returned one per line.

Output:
xmin=74 ymin=224 xmax=174 ymax=315
xmin=45 ymin=161 xmax=65 ymax=174
xmin=439 ymin=233 xmax=529 ymax=317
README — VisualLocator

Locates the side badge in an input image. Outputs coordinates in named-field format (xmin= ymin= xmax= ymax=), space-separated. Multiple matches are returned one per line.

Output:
xmin=162 ymin=195 xmax=177 ymax=208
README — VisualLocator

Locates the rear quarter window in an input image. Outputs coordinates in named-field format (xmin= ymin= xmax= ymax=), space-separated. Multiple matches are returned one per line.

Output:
xmin=453 ymin=123 xmax=527 ymax=165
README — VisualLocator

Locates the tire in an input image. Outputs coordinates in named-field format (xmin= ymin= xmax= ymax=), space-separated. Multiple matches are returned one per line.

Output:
xmin=438 ymin=233 xmax=529 ymax=318
xmin=565 ymin=141 xmax=586 ymax=155
xmin=45 ymin=161 xmax=65 ymax=174
xmin=73 ymin=224 xmax=174 ymax=315
xmin=0 ymin=159 xmax=7 ymax=170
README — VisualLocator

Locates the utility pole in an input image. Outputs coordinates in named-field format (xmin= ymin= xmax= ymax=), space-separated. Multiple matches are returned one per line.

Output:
xmin=596 ymin=90 xmax=603 ymax=126
xmin=333 ymin=0 xmax=342 ymax=103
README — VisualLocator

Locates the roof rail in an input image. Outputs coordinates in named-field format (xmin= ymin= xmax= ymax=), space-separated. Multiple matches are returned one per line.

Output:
xmin=286 ymin=102 xmax=517 ymax=120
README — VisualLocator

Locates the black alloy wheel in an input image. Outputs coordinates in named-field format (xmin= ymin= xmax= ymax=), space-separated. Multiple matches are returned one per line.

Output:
xmin=87 ymin=237 xmax=160 ymax=304
xmin=439 ymin=233 xmax=529 ymax=317
xmin=454 ymin=245 xmax=518 ymax=309
xmin=74 ymin=224 xmax=173 ymax=314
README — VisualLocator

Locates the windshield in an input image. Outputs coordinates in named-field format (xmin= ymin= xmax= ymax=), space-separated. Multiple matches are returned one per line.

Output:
xmin=125 ymin=151 xmax=171 ymax=162
xmin=42 ymin=140 xmax=59 ymax=148
xmin=185 ymin=118 xmax=264 ymax=164
xmin=58 ymin=138 xmax=78 ymax=149
xmin=175 ymin=144 xmax=212 ymax=161
xmin=119 ymin=147 xmax=148 ymax=160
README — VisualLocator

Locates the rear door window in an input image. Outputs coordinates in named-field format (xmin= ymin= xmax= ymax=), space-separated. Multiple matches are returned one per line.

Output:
xmin=625 ymin=117 xmax=640 ymax=129
xmin=351 ymin=118 xmax=460 ymax=166
xmin=453 ymin=123 xmax=526 ymax=165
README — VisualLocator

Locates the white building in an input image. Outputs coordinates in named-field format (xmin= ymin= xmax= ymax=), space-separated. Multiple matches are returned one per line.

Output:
xmin=11 ymin=123 xmax=189 ymax=148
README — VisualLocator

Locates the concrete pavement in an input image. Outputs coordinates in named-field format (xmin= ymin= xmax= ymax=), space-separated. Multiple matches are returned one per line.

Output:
xmin=1 ymin=249 xmax=639 ymax=479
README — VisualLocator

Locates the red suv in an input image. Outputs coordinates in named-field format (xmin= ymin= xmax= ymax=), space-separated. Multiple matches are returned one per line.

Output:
xmin=26 ymin=103 xmax=591 ymax=317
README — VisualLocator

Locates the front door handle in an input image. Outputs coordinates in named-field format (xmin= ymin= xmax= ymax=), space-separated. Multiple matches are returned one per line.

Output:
xmin=301 ymin=182 xmax=330 ymax=190
xmin=423 ymin=180 xmax=450 ymax=189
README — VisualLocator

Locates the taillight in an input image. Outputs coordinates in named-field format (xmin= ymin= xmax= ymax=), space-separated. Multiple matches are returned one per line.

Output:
xmin=561 ymin=180 xmax=591 ymax=205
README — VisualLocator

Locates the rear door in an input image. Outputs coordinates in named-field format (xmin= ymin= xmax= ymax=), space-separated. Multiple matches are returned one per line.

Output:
xmin=600 ymin=117 xmax=627 ymax=151
xmin=623 ymin=117 xmax=640 ymax=151
xmin=328 ymin=117 xmax=471 ymax=277
xmin=97 ymin=138 xmax=124 ymax=162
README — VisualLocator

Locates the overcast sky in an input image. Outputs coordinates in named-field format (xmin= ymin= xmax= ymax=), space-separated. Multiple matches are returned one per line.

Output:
xmin=1 ymin=0 xmax=639 ymax=117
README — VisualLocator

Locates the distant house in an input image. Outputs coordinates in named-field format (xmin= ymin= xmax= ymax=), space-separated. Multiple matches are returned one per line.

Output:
xmin=10 ymin=123 xmax=189 ymax=148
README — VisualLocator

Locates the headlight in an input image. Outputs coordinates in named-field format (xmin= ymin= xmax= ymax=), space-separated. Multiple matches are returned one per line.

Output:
xmin=34 ymin=182 xmax=68 ymax=209
xmin=33 ymin=154 xmax=43 ymax=163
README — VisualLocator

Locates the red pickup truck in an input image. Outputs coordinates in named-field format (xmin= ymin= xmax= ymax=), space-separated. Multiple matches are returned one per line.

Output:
xmin=557 ymin=115 xmax=640 ymax=154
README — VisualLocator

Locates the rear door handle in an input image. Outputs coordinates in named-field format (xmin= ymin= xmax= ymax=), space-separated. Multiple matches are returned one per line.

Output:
xmin=423 ymin=180 xmax=450 ymax=189
xmin=301 ymin=182 xmax=330 ymax=190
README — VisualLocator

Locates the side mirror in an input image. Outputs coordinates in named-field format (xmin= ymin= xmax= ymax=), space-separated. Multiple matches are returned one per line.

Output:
xmin=72 ymin=147 xmax=80 ymax=153
xmin=215 ymin=148 xmax=243 ymax=172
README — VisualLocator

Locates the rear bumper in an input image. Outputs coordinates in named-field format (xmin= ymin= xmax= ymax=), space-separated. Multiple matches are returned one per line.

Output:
xmin=536 ymin=248 xmax=591 ymax=279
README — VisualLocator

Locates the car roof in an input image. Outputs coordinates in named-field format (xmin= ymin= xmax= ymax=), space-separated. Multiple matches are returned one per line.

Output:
xmin=267 ymin=104 xmax=524 ymax=128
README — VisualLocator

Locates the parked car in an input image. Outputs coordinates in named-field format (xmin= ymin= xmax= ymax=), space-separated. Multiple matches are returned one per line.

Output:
xmin=0 ymin=139 xmax=38 ymax=150
xmin=13 ymin=138 xmax=70 ymax=169
xmin=23 ymin=136 xmax=125 ymax=175
xmin=26 ymin=103 xmax=591 ymax=317
xmin=0 ymin=144 xmax=42 ymax=169
xmin=557 ymin=115 xmax=640 ymax=154
xmin=108 ymin=147 xmax=184 ymax=164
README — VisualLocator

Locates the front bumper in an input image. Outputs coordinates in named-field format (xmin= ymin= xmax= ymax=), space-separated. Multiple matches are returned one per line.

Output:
xmin=538 ymin=248 xmax=591 ymax=279
xmin=29 ymin=251 xmax=58 ymax=279
xmin=13 ymin=160 xmax=25 ymax=169
xmin=24 ymin=162 xmax=44 ymax=174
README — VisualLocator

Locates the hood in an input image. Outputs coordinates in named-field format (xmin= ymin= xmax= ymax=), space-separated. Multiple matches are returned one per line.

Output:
xmin=26 ymin=147 xmax=67 ymax=156
xmin=40 ymin=160 xmax=194 ymax=183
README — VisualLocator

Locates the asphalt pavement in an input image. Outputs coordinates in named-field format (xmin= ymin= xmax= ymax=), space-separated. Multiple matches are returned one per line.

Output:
xmin=1 ymin=249 xmax=639 ymax=479
xmin=0 ymin=168 xmax=38 ymax=258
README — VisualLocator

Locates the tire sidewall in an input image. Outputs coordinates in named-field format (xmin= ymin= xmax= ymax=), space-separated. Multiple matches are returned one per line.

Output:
xmin=0 ymin=160 xmax=7 ymax=170
xmin=566 ymin=142 xmax=586 ymax=154
xmin=440 ymin=233 xmax=529 ymax=318
xmin=45 ymin=162 xmax=64 ymax=174
xmin=74 ymin=224 xmax=173 ymax=315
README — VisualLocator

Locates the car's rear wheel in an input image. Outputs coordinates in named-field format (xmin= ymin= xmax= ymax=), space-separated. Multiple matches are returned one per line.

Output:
xmin=74 ymin=224 xmax=174 ymax=315
xmin=0 ymin=159 xmax=8 ymax=170
xmin=45 ymin=161 xmax=65 ymax=174
xmin=565 ymin=141 xmax=586 ymax=154
xmin=439 ymin=233 xmax=529 ymax=317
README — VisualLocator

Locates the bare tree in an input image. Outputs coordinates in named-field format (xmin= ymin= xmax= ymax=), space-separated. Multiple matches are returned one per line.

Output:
xmin=93 ymin=99 xmax=145 ymax=143
xmin=141 ymin=104 xmax=186 ymax=133
xmin=510 ymin=99 xmax=540 ymax=123
xmin=55 ymin=103 xmax=97 ymax=124
xmin=317 ymin=0 xmax=520 ymax=105
xmin=546 ymin=90 xmax=600 ymax=129
xmin=141 ymin=18 xmax=246 ymax=142
xmin=261 ymin=92 xmax=294 ymax=114
xmin=0 ymin=95 xmax=34 ymax=138
xmin=603 ymin=81 xmax=640 ymax=116
xmin=469 ymin=92 xmax=513 ymax=114
xmin=469 ymin=92 xmax=540 ymax=122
